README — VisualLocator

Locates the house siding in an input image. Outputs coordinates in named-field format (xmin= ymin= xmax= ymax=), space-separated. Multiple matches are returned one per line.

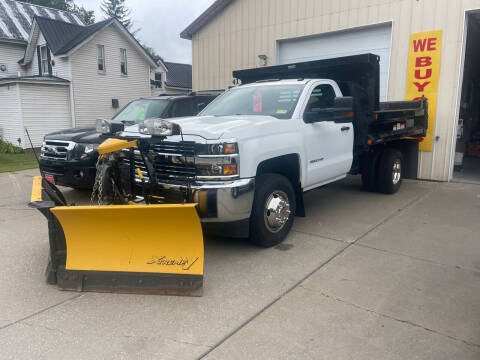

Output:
xmin=0 ymin=83 xmax=22 ymax=145
xmin=70 ymin=23 xmax=151 ymax=127
xmin=19 ymin=83 xmax=71 ymax=147
xmin=191 ymin=0 xmax=480 ymax=181
xmin=0 ymin=42 xmax=25 ymax=78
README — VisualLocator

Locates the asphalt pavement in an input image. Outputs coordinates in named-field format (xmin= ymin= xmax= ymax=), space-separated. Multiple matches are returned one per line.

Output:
xmin=1 ymin=169 xmax=479 ymax=359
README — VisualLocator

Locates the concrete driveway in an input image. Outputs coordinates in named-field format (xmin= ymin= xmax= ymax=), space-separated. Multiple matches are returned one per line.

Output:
xmin=1 ymin=169 xmax=479 ymax=359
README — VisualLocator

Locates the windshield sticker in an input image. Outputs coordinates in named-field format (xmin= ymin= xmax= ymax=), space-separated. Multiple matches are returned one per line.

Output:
xmin=276 ymin=109 xmax=287 ymax=114
xmin=253 ymin=93 xmax=262 ymax=112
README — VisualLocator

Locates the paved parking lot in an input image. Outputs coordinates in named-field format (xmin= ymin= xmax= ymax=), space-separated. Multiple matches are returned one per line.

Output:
xmin=1 ymin=169 xmax=479 ymax=359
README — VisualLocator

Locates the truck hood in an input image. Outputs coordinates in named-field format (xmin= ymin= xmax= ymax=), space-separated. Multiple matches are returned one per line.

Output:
xmin=124 ymin=115 xmax=289 ymax=140
xmin=44 ymin=127 xmax=101 ymax=144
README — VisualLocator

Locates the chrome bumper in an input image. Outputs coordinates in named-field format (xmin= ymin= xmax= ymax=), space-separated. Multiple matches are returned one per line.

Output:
xmin=157 ymin=178 xmax=255 ymax=223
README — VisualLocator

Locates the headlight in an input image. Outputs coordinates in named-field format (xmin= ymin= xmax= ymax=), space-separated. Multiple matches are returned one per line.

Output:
xmin=84 ymin=144 xmax=96 ymax=154
xmin=200 ymin=142 xmax=238 ymax=155
xmin=139 ymin=118 xmax=181 ymax=136
xmin=96 ymin=118 xmax=124 ymax=134
xmin=72 ymin=143 xmax=98 ymax=159
xmin=196 ymin=162 xmax=238 ymax=177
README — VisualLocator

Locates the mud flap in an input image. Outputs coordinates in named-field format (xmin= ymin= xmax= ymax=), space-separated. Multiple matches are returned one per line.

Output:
xmin=29 ymin=176 xmax=204 ymax=296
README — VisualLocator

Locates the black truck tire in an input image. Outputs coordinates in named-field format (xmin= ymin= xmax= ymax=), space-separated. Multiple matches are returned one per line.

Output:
xmin=376 ymin=149 xmax=403 ymax=194
xmin=249 ymin=174 xmax=296 ymax=247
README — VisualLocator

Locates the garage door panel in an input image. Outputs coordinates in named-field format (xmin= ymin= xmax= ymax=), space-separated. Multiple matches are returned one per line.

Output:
xmin=19 ymin=84 xmax=71 ymax=147
xmin=277 ymin=24 xmax=392 ymax=101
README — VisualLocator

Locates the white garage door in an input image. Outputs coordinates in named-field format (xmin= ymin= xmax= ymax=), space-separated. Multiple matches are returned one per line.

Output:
xmin=277 ymin=23 xmax=392 ymax=101
xmin=19 ymin=83 xmax=72 ymax=147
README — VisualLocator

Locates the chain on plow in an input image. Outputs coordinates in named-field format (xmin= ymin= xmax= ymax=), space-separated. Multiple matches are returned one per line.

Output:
xmin=91 ymin=157 xmax=105 ymax=205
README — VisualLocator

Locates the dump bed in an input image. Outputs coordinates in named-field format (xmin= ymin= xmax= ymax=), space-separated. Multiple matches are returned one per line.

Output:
xmin=368 ymin=98 xmax=428 ymax=145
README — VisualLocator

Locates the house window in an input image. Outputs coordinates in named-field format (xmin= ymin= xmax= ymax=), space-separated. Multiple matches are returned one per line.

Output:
xmin=97 ymin=45 xmax=105 ymax=72
xmin=40 ymin=45 xmax=48 ymax=75
xmin=154 ymin=72 xmax=162 ymax=88
xmin=120 ymin=48 xmax=127 ymax=75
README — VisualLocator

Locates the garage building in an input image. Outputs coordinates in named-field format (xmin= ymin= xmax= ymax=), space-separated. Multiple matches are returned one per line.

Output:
xmin=181 ymin=0 xmax=480 ymax=182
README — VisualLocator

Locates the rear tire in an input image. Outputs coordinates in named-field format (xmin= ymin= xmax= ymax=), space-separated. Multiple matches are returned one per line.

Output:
xmin=376 ymin=149 xmax=403 ymax=194
xmin=249 ymin=174 xmax=296 ymax=247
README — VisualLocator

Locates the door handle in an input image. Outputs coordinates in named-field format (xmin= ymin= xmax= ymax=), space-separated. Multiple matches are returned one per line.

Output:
xmin=341 ymin=126 xmax=350 ymax=131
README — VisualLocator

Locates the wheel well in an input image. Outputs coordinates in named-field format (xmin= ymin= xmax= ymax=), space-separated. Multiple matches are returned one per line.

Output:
xmin=256 ymin=154 xmax=300 ymax=185
xmin=256 ymin=154 xmax=305 ymax=217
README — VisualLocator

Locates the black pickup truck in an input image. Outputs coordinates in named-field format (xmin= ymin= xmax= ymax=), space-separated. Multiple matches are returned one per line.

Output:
xmin=39 ymin=92 xmax=219 ymax=188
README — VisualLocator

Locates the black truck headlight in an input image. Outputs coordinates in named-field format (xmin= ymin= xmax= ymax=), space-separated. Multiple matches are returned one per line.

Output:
xmin=96 ymin=119 xmax=124 ymax=135
xmin=72 ymin=143 xmax=98 ymax=159
xmin=139 ymin=118 xmax=181 ymax=136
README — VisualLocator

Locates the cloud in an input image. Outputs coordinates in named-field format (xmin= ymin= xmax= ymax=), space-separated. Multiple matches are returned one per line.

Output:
xmin=75 ymin=0 xmax=216 ymax=63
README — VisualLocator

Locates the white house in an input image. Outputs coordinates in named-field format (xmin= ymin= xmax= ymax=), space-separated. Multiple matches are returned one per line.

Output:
xmin=0 ymin=0 xmax=157 ymax=148
xmin=151 ymin=61 xmax=192 ymax=96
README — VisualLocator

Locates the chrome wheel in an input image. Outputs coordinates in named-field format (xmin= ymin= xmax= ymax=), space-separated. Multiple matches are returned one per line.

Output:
xmin=264 ymin=190 xmax=291 ymax=233
xmin=392 ymin=159 xmax=402 ymax=185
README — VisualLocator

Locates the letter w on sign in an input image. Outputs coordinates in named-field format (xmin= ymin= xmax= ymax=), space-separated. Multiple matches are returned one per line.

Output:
xmin=405 ymin=30 xmax=443 ymax=152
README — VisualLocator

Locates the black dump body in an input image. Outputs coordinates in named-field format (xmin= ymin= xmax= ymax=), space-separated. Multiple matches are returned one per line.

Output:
xmin=233 ymin=54 xmax=427 ymax=156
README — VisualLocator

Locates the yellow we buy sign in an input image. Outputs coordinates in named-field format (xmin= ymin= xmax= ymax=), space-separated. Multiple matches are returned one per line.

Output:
xmin=405 ymin=30 xmax=443 ymax=152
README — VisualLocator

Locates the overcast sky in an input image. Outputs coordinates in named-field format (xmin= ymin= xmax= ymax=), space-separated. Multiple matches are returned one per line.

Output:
xmin=75 ymin=0 xmax=216 ymax=64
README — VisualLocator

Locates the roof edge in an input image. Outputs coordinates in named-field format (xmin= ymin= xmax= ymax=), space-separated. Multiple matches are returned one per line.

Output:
xmin=180 ymin=0 xmax=234 ymax=40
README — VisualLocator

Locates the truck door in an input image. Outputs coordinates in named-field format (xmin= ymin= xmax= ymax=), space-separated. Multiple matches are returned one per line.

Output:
xmin=303 ymin=83 xmax=353 ymax=187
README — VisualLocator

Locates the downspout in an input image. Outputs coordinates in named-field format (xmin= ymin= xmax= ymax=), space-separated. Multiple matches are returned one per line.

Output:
xmin=67 ymin=58 xmax=76 ymax=128
xmin=16 ymin=83 xmax=26 ymax=149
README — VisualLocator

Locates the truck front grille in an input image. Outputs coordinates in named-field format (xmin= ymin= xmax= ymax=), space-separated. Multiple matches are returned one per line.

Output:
xmin=40 ymin=140 xmax=76 ymax=161
xmin=151 ymin=142 xmax=196 ymax=183
xmin=123 ymin=142 xmax=197 ymax=184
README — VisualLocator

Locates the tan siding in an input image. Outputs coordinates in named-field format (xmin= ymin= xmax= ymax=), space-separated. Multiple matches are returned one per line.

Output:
xmin=0 ymin=43 xmax=25 ymax=78
xmin=70 ymin=24 xmax=151 ymax=127
xmin=0 ymin=84 xmax=22 ymax=145
xmin=19 ymin=83 xmax=71 ymax=147
xmin=191 ymin=0 xmax=480 ymax=181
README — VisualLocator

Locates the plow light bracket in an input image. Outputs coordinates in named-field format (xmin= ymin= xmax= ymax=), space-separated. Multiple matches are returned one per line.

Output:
xmin=139 ymin=118 xmax=182 ymax=136
xmin=96 ymin=118 xmax=124 ymax=135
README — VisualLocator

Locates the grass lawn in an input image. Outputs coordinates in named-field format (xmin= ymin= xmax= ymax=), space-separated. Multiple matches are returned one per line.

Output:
xmin=0 ymin=153 xmax=38 ymax=173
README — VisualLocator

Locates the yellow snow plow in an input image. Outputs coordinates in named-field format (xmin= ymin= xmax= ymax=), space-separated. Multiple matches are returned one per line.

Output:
xmin=30 ymin=133 xmax=205 ymax=296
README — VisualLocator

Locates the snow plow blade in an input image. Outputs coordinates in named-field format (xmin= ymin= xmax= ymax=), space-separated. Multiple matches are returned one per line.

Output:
xmin=29 ymin=176 xmax=204 ymax=296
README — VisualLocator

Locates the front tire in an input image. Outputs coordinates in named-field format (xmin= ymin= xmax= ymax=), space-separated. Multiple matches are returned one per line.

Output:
xmin=249 ymin=174 xmax=296 ymax=247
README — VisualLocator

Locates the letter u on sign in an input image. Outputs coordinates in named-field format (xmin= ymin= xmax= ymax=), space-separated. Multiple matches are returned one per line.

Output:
xmin=405 ymin=30 xmax=442 ymax=152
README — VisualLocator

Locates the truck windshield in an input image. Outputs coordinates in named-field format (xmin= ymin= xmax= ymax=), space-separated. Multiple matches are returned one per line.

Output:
xmin=200 ymin=84 xmax=304 ymax=119
xmin=113 ymin=99 xmax=169 ymax=123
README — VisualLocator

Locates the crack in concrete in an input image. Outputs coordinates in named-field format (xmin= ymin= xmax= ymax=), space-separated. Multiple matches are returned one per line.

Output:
xmin=0 ymin=295 xmax=83 ymax=332
xmin=356 ymin=243 xmax=480 ymax=274
xmin=166 ymin=337 xmax=214 ymax=349
xmin=197 ymin=187 xmax=433 ymax=359
xmin=21 ymin=321 xmax=68 ymax=336
xmin=290 ymin=230 xmax=349 ymax=244
xmin=302 ymin=288 xmax=480 ymax=350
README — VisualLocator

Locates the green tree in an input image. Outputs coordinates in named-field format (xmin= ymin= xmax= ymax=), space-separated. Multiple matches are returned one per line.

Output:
xmin=101 ymin=0 xmax=133 ymax=30
xmin=142 ymin=44 xmax=162 ymax=62
xmin=23 ymin=0 xmax=95 ymax=25
xmin=72 ymin=5 xmax=95 ymax=25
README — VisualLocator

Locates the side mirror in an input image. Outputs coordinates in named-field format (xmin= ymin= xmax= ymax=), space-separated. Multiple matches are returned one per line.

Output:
xmin=303 ymin=109 xmax=333 ymax=123
xmin=197 ymin=102 xmax=207 ymax=112
xmin=332 ymin=97 xmax=354 ymax=124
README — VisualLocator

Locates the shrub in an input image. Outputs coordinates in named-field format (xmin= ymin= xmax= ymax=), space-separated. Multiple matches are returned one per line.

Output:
xmin=0 ymin=140 xmax=24 ymax=154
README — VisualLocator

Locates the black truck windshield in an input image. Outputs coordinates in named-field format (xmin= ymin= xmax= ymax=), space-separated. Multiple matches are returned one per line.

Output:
xmin=200 ymin=84 xmax=304 ymax=119
xmin=113 ymin=99 xmax=169 ymax=123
